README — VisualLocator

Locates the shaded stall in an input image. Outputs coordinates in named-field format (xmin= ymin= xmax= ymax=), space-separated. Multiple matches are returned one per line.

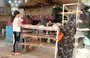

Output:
xmin=19 ymin=0 xmax=86 ymax=58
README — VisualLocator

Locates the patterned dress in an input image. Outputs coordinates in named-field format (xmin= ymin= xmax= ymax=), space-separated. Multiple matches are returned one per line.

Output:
xmin=58 ymin=15 xmax=76 ymax=58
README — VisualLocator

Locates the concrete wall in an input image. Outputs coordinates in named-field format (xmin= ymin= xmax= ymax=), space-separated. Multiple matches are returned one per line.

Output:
xmin=0 ymin=0 xmax=4 ymax=7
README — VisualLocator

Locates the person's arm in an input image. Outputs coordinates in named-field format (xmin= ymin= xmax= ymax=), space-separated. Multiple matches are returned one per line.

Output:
xmin=18 ymin=18 xmax=23 ymax=27
xmin=46 ymin=23 xmax=49 ymax=26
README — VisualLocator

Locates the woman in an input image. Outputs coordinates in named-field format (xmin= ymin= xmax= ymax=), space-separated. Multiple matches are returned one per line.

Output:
xmin=22 ymin=15 xmax=32 ymax=24
xmin=12 ymin=11 xmax=23 ymax=55
xmin=46 ymin=20 xmax=53 ymax=43
xmin=46 ymin=20 xmax=53 ymax=26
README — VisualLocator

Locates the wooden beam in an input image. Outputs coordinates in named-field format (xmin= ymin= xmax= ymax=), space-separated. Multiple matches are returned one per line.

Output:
xmin=52 ymin=0 xmax=81 ymax=4
xmin=60 ymin=11 xmax=82 ymax=15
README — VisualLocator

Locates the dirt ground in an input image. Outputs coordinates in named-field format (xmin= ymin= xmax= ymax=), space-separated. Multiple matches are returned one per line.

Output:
xmin=0 ymin=38 xmax=55 ymax=58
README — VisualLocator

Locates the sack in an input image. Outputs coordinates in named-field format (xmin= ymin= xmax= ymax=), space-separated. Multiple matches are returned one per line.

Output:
xmin=58 ymin=32 xmax=64 ymax=42
xmin=83 ymin=36 xmax=90 ymax=46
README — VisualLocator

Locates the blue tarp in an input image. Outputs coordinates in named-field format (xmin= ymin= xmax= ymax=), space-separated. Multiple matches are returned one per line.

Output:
xmin=6 ymin=25 xmax=13 ymax=43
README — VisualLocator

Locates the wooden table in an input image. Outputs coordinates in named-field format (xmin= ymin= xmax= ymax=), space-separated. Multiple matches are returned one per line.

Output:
xmin=21 ymin=25 xmax=59 ymax=58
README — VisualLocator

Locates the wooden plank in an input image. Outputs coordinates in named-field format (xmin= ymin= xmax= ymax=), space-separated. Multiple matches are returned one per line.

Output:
xmin=22 ymin=25 xmax=59 ymax=31
xmin=77 ymin=28 xmax=90 ymax=31
xmin=60 ymin=11 xmax=82 ymax=15
xmin=19 ymin=42 xmax=55 ymax=48
xmin=21 ymin=33 xmax=56 ymax=40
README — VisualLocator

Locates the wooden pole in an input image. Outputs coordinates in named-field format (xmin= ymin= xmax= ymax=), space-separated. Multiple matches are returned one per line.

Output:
xmin=54 ymin=30 xmax=59 ymax=58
